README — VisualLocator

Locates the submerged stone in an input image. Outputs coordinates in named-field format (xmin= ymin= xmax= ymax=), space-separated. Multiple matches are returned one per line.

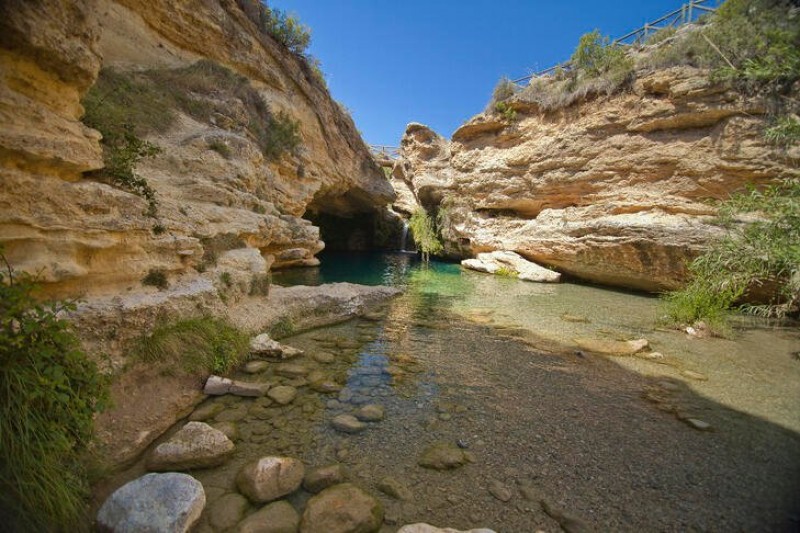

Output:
xmin=236 ymin=457 xmax=305 ymax=503
xmin=237 ymin=500 xmax=300 ymax=533
xmin=299 ymin=483 xmax=383 ymax=533
xmin=418 ymin=442 xmax=470 ymax=470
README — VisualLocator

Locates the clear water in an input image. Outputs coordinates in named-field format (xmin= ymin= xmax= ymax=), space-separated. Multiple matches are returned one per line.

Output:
xmin=126 ymin=253 xmax=800 ymax=531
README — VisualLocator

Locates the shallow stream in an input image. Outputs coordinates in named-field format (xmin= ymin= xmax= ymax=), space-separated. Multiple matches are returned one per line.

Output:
xmin=112 ymin=252 xmax=800 ymax=531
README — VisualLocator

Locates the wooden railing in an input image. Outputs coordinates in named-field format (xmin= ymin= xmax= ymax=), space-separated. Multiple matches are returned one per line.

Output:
xmin=368 ymin=145 xmax=401 ymax=161
xmin=512 ymin=0 xmax=720 ymax=86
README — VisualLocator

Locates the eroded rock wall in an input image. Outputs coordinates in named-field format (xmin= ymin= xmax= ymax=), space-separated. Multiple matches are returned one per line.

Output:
xmin=0 ymin=0 xmax=394 ymax=298
xmin=397 ymin=67 xmax=798 ymax=291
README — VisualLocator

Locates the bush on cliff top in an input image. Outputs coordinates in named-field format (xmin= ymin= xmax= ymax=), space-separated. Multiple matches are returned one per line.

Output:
xmin=0 ymin=255 xmax=107 ymax=531
xmin=235 ymin=0 xmax=311 ymax=56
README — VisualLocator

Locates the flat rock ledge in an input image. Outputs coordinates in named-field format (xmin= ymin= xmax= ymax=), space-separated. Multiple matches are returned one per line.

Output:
xmin=398 ymin=525 xmax=497 ymax=533
xmin=97 ymin=473 xmax=205 ymax=533
xmin=462 ymin=251 xmax=561 ymax=283
xmin=147 ymin=421 xmax=234 ymax=471
xmin=204 ymin=375 xmax=270 ymax=397
xmin=574 ymin=338 xmax=650 ymax=356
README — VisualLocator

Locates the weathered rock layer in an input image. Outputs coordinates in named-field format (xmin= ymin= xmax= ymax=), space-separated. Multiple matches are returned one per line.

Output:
xmin=396 ymin=67 xmax=798 ymax=291
xmin=0 ymin=0 xmax=394 ymax=298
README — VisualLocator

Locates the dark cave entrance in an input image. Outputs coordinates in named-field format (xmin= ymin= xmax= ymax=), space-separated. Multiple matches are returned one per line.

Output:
xmin=305 ymin=210 xmax=404 ymax=252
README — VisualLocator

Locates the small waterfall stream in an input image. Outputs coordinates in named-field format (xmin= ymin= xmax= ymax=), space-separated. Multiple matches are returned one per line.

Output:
xmin=400 ymin=222 xmax=409 ymax=252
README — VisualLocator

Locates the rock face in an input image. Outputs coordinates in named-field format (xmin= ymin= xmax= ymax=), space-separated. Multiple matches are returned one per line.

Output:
xmin=299 ymin=483 xmax=384 ymax=533
xmin=237 ymin=457 xmax=305 ymax=503
xmin=96 ymin=472 xmax=205 ymax=532
xmin=0 ymin=0 xmax=394 ymax=299
xmin=147 ymin=421 xmax=234 ymax=471
xmin=396 ymin=67 xmax=798 ymax=292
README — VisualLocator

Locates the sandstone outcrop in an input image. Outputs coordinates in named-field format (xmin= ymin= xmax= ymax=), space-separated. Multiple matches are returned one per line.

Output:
xmin=396 ymin=67 xmax=798 ymax=292
xmin=0 ymin=0 xmax=394 ymax=299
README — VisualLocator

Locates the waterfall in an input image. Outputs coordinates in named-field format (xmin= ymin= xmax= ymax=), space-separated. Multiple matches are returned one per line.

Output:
xmin=400 ymin=222 xmax=409 ymax=252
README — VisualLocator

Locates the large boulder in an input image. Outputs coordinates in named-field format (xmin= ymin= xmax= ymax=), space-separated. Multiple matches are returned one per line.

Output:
xmin=147 ymin=421 xmax=234 ymax=471
xmin=236 ymin=457 xmax=305 ymax=503
xmin=299 ymin=483 xmax=383 ymax=533
xmin=96 ymin=473 xmax=205 ymax=532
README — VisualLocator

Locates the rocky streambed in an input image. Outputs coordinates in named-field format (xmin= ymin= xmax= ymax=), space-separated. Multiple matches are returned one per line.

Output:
xmin=94 ymin=265 xmax=800 ymax=531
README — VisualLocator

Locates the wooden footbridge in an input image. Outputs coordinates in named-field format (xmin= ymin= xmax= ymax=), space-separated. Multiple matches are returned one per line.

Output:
xmin=369 ymin=145 xmax=400 ymax=168
xmin=512 ymin=0 xmax=720 ymax=86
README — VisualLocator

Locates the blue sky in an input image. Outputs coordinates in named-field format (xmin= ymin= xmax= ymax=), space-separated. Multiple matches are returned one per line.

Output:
xmin=276 ymin=1 xmax=707 ymax=146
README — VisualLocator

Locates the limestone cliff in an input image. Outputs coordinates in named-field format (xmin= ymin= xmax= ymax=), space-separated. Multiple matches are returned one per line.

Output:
xmin=395 ymin=67 xmax=798 ymax=292
xmin=0 ymin=0 xmax=394 ymax=298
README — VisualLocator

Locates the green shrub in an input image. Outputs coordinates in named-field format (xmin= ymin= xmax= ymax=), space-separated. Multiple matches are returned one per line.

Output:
xmin=235 ymin=0 xmax=312 ymax=55
xmin=489 ymin=76 xmax=518 ymax=108
xmin=571 ymin=30 xmax=631 ymax=79
xmin=495 ymin=101 xmax=517 ymax=122
xmin=0 ymin=256 xmax=107 ymax=530
xmin=249 ymin=272 xmax=272 ymax=296
xmin=644 ymin=26 xmax=677 ymax=46
xmin=765 ymin=115 xmax=800 ymax=147
xmin=219 ymin=271 xmax=233 ymax=288
xmin=269 ymin=316 xmax=295 ymax=339
xmin=260 ymin=111 xmax=302 ymax=160
xmin=142 ymin=269 xmax=169 ymax=290
xmin=409 ymin=208 xmax=443 ymax=262
xmin=643 ymin=0 xmax=800 ymax=90
xmin=495 ymin=266 xmax=519 ymax=278
xmin=209 ymin=139 xmax=232 ymax=158
xmin=133 ymin=317 xmax=249 ymax=375
xmin=663 ymin=177 xmax=800 ymax=328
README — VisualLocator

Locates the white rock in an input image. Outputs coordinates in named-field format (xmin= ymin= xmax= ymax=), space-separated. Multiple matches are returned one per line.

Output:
xmin=204 ymin=375 xmax=269 ymax=397
xmin=147 ymin=422 xmax=234 ymax=471
xmin=462 ymin=251 xmax=560 ymax=283
xmin=250 ymin=333 xmax=304 ymax=359
xmin=97 ymin=473 xmax=205 ymax=532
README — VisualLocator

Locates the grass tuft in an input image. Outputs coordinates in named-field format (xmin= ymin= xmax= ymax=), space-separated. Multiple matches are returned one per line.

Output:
xmin=133 ymin=317 xmax=249 ymax=375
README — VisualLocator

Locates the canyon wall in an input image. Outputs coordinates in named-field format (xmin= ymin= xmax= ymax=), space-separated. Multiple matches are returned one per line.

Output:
xmin=395 ymin=66 xmax=798 ymax=292
xmin=0 ymin=0 xmax=394 ymax=298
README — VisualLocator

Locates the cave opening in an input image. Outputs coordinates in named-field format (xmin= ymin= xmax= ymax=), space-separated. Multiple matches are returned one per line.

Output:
xmin=305 ymin=209 xmax=404 ymax=252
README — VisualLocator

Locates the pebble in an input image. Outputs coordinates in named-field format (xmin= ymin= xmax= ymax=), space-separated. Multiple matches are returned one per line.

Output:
xmin=685 ymin=418 xmax=712 ymax=431
xmin=488 ymin=479 xmax=513 ymax=502
xmin=267 ymin=386 xmax=298 ymax=405
xmin=354 ymin=404 xmax=385 ymax=422
xmin=331 ymin=414 xmax=367 ymax=434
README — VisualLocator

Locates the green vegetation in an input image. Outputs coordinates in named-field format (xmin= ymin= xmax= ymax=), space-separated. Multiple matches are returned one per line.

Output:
xmin=409 ymin=208 xmax=444 ymax=262
xmin=663 ymin=177 xmax=800 ymax=329
xmin=645 ymin=0 xmax=800 ymax=89
xmin=83 ymin=61 xmax=301 ymax=172
xmin=133 ymin=317 xmax=249 ymax=375
xmin=235 ymin=0 xmax=311 ymax=55
xmin=517 ymin=29 xmax=633 ymax=112
xmin=488 ymin=76 xmax=517 ymax=107
xmin=249 ymin=272 xmax=272 ymax=296
xmin=209 ymin=139 xmax=232 ymax=159
xmin=142 ymin=268 xmax=169 ymax=290
xmin=0 ymin=255 xmax=107 ymax=530
xmin=269 ymin=316 xmax=295 ymax=339
xmin=765 ymin=115 xmax=800 ymax=147
xmin=495 ymin=101 xmax=517 ymax=122
xmin=82 ymin=71 xmax=162 ymax=219
xmin=219 ymin=271 xmax=233 ymax=288
xmin=495 ymin=266 xmax=519 ymax=278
